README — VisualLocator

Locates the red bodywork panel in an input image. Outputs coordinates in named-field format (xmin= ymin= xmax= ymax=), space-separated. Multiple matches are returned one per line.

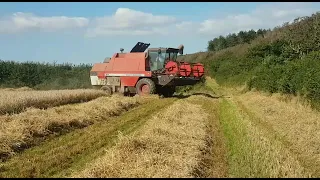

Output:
xmin=91 ymin=52 xmax=151 ymax=87
xmin=120 ymin=77 xmax=140 ymax=87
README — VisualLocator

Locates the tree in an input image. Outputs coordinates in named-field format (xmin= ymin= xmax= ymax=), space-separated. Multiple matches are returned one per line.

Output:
xmin=207 ymin=29 xmax=268 ymax=51
xmin=247 ymin=29 xmax=257 ymax=42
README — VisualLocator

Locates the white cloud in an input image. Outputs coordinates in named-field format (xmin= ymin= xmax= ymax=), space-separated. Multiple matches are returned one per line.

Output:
xmin=198 ymin=2 xmax=317 ymax=36
xmin=85 ymin=3 xmax=315 ymax=38
xmin=175 ymin=21 xmax=199 ymax=34
xmin=0 ymin=12 xmax=89 ymax=33
xmin=85 ymin=8 xmax=177 ymax=37
xmin=0 ymin=3 xmax=318 ymax=38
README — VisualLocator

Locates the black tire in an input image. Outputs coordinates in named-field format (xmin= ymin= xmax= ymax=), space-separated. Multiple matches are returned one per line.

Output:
xmin=101 ymin=86 xmax=113 ymax=96
xmin=136 ymin=78 xmax=156 ymax=95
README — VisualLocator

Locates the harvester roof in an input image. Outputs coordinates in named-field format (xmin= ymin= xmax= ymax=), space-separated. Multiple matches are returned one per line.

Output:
xmin=129 ymin=42 xmax=183 ymax=53
xmin=148 ymin=47 xmax=179 ymax=51
xmin=130 ymin=42 xmax=150 ymax=53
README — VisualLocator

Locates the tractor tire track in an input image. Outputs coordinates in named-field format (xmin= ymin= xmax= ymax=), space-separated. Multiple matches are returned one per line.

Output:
xmin=0 ymin=97 xmax=177 ymax=178
xmin=191 ymin=96 xmax=228 ymax=178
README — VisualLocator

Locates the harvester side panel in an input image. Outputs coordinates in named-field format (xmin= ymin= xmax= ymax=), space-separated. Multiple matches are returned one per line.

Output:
xmin=109 ymin=53 xmax=146 ymax=72
xmin=104 ymin=71 xmax=151 ymax=77
xmin=90 ymin=52 xmax=153 ymax=87
xmin=91 ymin=63 xmax=108 ymax=72
xmin=107 ymin=77 xmax=121 ymax=86
xmin=104 ymin=71 xmax=151 ymax=87
xmin=97 ymin=72 xmax=105 ymax=78
xmin=90 ymin=76 xmax=106 ymax=85
xmin=90 ymin=63 xmax=108 ymax=85
xmin=120 ymin=77 xmax=140 ymax=87
xmin=104 ymin=52 xmax=152 ymax=87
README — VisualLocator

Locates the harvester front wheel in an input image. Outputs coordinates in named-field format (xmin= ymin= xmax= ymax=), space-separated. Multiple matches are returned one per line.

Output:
xmin=136 ymin=78 xmax=156 ymax=96
xmin=101 ymin=86 xmax=113 ymax=96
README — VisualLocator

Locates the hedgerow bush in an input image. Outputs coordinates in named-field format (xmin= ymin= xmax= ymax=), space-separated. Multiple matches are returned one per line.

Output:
xmin=178 ymin=12 xmax=320 ymax=108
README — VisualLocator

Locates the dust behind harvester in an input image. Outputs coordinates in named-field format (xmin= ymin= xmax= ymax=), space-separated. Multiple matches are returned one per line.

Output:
xmin=90 ymin=42 xmax=205 ymax=97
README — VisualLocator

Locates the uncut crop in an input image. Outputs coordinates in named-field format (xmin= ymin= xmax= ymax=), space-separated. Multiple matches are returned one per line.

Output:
xmin=0 ymin=89 xmax=107 ymax=115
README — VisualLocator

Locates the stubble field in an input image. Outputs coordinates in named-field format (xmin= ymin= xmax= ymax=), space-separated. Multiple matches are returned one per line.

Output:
xmin=0 ymin=78 xmax=319 ymax=178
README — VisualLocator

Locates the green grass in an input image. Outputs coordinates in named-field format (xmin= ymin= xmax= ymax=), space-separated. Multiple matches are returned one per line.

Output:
xmin=218 ymin=98 xmax=306 ymax=178
xmin=219 ymin=99 xmax=255 ymax=177
xmin=190 ymin=95 xmax=228 ymax=178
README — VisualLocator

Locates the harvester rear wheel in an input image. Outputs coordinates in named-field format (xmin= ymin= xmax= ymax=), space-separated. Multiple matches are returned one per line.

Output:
xmin=136 ymin=78 xmax=156 ymax=96
xmin=101 ymin=86 xmax=113 ymax=96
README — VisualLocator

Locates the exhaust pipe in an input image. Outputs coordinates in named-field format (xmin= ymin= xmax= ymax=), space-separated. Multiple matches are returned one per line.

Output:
xmin=178 ymin=44 xmax=184 ymax=55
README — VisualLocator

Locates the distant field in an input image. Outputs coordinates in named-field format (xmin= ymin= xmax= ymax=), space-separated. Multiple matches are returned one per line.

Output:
xmin=0 ymin=88 xmax=107 ymax=115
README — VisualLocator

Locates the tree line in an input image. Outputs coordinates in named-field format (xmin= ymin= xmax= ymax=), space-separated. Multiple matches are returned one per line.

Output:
xmin=0 ymin=60 xmax=92 ymax=90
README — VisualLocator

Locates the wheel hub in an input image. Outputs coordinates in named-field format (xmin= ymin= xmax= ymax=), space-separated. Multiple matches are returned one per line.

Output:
xmin=141 ymin=84 xmax=150 ymax=94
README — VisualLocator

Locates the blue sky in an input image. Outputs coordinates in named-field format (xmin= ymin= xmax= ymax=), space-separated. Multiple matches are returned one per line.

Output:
xmin=0 ymin=2 xmax=319 ymax=65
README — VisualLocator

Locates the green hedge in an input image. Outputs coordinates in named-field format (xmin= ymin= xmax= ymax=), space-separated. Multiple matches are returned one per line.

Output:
xmin=0 ymin=60 xmax=92 ymax=90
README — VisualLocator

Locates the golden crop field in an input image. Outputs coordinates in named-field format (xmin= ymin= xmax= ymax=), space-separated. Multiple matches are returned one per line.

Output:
xmin=0 ymin=78 xmax=319 ymax=178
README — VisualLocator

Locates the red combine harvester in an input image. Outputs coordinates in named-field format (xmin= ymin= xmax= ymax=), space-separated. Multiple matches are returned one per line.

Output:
xmin=90 ymin=42 xmax=204 ymax=97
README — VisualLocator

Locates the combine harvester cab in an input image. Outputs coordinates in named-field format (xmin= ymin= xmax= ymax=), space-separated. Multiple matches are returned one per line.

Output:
xmin=90 ymin=42 xmax=204 ymax=97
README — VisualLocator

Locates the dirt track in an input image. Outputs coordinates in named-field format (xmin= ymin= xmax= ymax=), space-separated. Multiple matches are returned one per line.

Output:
xmin=0 ymin=77 xmax=319 ymax=178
